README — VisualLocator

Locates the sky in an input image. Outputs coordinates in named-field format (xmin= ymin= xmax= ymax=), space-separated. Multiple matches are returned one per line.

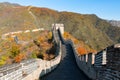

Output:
xmin=0 ymin=0 xmax=120 ymax=20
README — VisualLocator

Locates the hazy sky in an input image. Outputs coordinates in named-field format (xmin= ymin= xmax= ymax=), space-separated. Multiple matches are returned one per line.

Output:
xmin=0 ymin=0 xmax=120 ymax=20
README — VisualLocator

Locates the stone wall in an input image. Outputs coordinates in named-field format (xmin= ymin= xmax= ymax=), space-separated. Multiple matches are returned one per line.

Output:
xmin=70 ymin=40 xmax=120 ymax=80
xmin=58 ymin=28 xmax=120 ymax=80
xmin=23 ymin=47 xmax=62 ymax=80
xmin=67 ymin=40 xmax=97 ymax=79
xmin=94 ymin=44 xmax=120 ymax=80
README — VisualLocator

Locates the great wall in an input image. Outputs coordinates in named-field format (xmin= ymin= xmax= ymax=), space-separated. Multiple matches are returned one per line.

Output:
xmin=1 ymin=28 xmax=44 ymax=40
xmin=0 ymin=24 xmax=120 ymax=80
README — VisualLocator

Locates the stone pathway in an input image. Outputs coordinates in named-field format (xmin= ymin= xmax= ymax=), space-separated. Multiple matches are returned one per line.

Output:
xmin=40 ymin=42 xmax=90 ymax=80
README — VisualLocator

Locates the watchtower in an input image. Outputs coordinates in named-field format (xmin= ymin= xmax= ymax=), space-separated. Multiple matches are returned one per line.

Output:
xmin=52 ymin=23 xmax=64 ymax=34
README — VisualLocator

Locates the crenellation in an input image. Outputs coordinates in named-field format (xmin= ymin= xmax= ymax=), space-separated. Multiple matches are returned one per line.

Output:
xmin=85 ymin=54 xmax=87 ymax=62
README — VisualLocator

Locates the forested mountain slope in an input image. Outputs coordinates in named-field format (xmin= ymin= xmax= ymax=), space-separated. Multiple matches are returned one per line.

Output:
xmin=0 ymin=2 xmax=120 ymax=51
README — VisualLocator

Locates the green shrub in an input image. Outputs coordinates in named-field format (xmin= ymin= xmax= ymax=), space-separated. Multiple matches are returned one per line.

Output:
xmin=0 ymin=56 xmax=7 ymax=66
xmin=10 ymin=45 xmax=20 ymax=58
xmin=31 ymin=52 xmax=37 ymax=58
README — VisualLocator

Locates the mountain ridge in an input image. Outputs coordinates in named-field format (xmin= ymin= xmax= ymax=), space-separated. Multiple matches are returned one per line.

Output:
xmin=0 ymin=2 xmax=119 ymax=51
xmin=0 ymin=2 xmax=21 ymax=7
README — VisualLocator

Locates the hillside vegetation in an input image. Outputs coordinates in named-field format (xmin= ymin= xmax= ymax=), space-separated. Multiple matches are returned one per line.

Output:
xmin=64 ymin=32 xmax=96 ymax=55
xmin=0 ymin=2 xmax=120 ymax=51
xmin=0 ymin=31 xmax=55 ymax=66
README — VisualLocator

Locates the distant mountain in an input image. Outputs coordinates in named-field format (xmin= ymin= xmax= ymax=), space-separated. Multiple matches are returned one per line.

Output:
xmin=0 ymin=2 xmax=21 ymax=7
xmin=108 ymin=20 xmax=120 ymax=27
xmin=0 ymin=2 xmax=120 ymax=51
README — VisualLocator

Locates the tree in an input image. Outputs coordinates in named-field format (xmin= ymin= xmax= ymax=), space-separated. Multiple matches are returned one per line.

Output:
xmin=77 ymin=47 xmax=87 ymax=55
xmin=0 ymin=56 xmax=8 ymax=66
xmin=10 ymin=45 xmax=20 ymax=58
xmin=14 ymin=54 xmax=25 ymax=63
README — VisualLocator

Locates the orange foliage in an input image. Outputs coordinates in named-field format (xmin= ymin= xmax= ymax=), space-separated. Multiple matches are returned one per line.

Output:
xmin=73 ymin=39 xmax=79 ymax=44
xmin=14 ymin=54 xmax=25 ymax=63
xmin=8 ymin=37 xmax=14 ymax=41
xmin=64 ymin=32 xmax=71 ymax=39
xmin=77 ymin=47 xmax=87 ymax=55
xmin=38 ymin=37 xmax=44 ymax=43
xmin=64 ymin=32 xmax=97 ymax=55
xmin=64 ymin=32 xmax=79 ymax=44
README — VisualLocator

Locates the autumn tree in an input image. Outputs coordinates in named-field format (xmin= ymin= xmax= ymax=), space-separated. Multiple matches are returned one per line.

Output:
xmin=14 ymin=53 xmax=25 ymax=63
xmin=77 ymin=47 xmax=87 ymax=55
xmin=10 ymin=44 xmax=20 ymax=58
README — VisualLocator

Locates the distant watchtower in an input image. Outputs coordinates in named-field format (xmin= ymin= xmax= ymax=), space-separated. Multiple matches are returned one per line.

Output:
xmin=52 ymin=23 xmax=64 ymax=34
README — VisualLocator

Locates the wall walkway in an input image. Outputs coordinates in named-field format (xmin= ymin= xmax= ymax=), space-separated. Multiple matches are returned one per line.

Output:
xmin=41 ymin=39 xmax=90 ymax=80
